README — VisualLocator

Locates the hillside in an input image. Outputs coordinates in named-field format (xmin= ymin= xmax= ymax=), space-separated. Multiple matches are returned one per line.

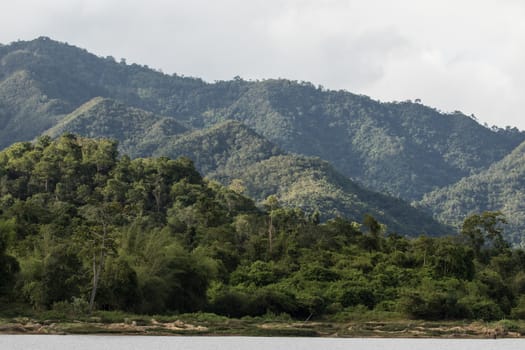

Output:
xmin=1 ymin=37 xmax=523 ymax=201
xmin=44 ymin=97 xmax=188 ymax=157
xmin=140 ymin=120 xmax=446 ymax=235
xmin=419 ymin=140 xmax=525 ymax=245
xmin=146 ymin=121 xmax=448 ymax=235
xmin=38 ymin=99 xmax=448 ymax=235
xmin=4 ymin=37 xmax=525 ymax=241
xmin=0 ymin=37 xmax=245 ymax=148
xmin=207 ymin=80 xmax=525 ymax=200
xmin=229 ymin=154 xmax=448 ymax=235
xmin=153 ymin=120 xmax=283 ymax=177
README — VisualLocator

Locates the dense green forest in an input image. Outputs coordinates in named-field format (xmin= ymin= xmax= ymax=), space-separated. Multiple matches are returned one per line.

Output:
xmin=46 ymin=97 xmax=189 ymax=158
xmin=1 ymin=37 xmax=524 ymax=198
xmin=1 ymin=135 xmax=525 ymax=322
xmin=419 ymin=140 xmax=525 ymax=245
xmin=43 ymin=99 xmax=448 ymax=235
xmin=2 ymin=37 xmax=525 ymax=241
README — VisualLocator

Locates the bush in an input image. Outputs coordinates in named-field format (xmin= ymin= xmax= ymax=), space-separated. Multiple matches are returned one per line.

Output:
xmin=401 ymin=290 xmax=468 ymax=320
xmin=510 ymin=296 xmax=525 ymax=320
xmin=497 ymin=319 xmax=520 ymax=332
xmin=208 ymin=289 xmax=251 ymax=318
xmin=52 ymin=297 xmax=89 ymax=318
xmin=340 ymin=286 xmax=376 ymax=309
xmin=458 ymin=296 xmax=504 ymax=321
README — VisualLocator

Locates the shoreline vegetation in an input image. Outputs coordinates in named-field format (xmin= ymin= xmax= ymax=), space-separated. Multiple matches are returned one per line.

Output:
xmin=0 ymin=312 xmax=524 ymax=338
xmin=2 ymin=136 xmax=525 ymax=337
xmin=2 ymin=40 xmax=525 ymax=341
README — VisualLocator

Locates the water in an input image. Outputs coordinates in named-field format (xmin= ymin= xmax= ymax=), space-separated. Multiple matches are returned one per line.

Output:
xmin=0 ymin=335 xmax=523 ymax=350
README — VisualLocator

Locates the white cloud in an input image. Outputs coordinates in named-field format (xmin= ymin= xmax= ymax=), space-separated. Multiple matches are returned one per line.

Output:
xmin=1 ymin=0 xmax=524 ymax=129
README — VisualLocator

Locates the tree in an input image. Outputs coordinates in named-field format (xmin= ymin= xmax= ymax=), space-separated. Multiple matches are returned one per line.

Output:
xmin=461 ymin=211 xmax=509 ymax=257
xmin=0 ymin=218 xmax=19 ymax=298
xmin=78 ymin=203 xmax=120 ymax=312
xmin=362 ymin=214 xmax=384 ymax=251
xmin=40 ymin=248 xmax=86 ymax=307
xmin=263 ymin=195 xmax=280 ymax=255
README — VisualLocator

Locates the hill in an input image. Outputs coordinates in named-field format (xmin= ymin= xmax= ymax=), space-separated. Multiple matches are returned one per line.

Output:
xmin=4 ymin=37 xmax=525 ymax=240
xmin=44 ymin=97 xmax=188 ymax=157
xmin=1 ymin=37 xmax=523 ymax=201
xmin=207 ymin=80 xmax=525 ymax=200
xmin=230 ymin=154 xmax=448 ymax=235
xmin=151 ymin=121 xmax=448 ymax=235
xmin=419 ymin=140 xmax=525 ymax=244
xmin=40 ymin=101 xmax=447 ymax=235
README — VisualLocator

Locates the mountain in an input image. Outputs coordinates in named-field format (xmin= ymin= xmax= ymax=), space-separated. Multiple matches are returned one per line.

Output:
xmin=44 ymin=97 xmax=188 ymax=157
xmin=149 ymin=121 xmax=449 ymax=235
xmin=1 ymin=37 xmax=523 ymax=201
xmin=152 ymin=120 xmax=283 ymax=177
xmin=418 ymin=140 xmax=525 ymax=244
xmin=204 ymin=80 xmax=525 ymax=200
xmin=0 ymin=36 xmax=244 ymax=148
xmin=2 ymin=37 xmax=525 ymax=240
xmin=45 ymin=109 xmax=447 ymax=235
xmin=230 ymin=154 xmax=448 ymax=235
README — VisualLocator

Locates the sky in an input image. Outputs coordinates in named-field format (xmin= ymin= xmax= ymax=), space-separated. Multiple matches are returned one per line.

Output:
xmin=1 ymin=0 xmax=524 ymax=129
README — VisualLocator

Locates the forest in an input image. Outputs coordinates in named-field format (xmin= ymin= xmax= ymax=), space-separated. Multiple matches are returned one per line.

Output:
xmin=2 ymin=37 xmax=525 ymax=243
xmin=1 ymin=135 xmax=525 ymax=322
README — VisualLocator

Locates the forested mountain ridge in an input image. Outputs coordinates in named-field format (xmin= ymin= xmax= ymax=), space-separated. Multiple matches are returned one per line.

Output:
xmin=2 ymin=37 xmax=525 ymax=241
xmin=151 ymin=121 xmax=448 ymax=234
xmin=42 ymin=108 xmax=447 ymax=235
xmin=44 ymin=97 xmax=189 ymax=158
xmin=204 ymin=80 xmax=525 ymax=200
xmin=1 ymin=37 xmax=523 ymax=201
xmin=419 ymin=139 xmax=525 ymax=245
xmin=0 ymin=37 xmax=247 ymax=149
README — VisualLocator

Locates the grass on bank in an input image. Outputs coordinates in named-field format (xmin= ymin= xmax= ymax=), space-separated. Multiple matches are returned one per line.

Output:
xmin=2 ymin=301 xmax=525 ymax=337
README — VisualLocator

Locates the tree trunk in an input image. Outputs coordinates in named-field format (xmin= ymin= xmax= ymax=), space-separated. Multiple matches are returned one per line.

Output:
xmin=88 ymin=221 xmax=108 ymax=313
xmin=268 ymin=215 xmax=273 ymax=254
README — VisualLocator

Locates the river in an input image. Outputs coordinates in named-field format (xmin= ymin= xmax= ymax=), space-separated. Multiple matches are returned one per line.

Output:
xmin=1 ymin=335 xmax=524 ymax=350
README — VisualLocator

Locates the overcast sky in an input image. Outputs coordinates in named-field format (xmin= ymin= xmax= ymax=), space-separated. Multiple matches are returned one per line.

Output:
xmin=1 ymin=0 xmax=524 ymax=129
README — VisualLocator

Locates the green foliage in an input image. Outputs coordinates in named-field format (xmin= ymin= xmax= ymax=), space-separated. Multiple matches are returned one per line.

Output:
xmin=420 ymin=145 xmax=525 ymax=245
xmin=2 ymin=37 xmax=525 ymax=243
xmin=0 ymin=218 xmax=19 ymax=298
xmin=0 ymin=37 xmax=525 ymax=321
xmin=400 ymin=278 xmax=468 ymax=320
xmin=0 ymin=136 xmax=255 ymax=314
xmin=461 ymin=211 xmax=509 ymax=256
xmin=0 ymin=134 xmax=522 ymax=322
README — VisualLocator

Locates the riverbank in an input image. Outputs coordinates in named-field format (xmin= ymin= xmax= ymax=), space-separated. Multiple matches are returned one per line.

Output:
xmin=1 ymin=313 xmax=524 ymax=338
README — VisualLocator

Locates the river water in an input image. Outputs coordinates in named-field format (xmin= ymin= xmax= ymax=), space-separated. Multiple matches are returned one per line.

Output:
xmin=1 ymin=335 xmax=523 ymax=350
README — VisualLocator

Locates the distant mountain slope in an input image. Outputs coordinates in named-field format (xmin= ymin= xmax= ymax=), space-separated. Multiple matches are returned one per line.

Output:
xmin=43 ymin=112 xmax=447 ymax=235
xmin=153 ymin=120 xmax=283 ymax=177
xmin=208 ymin=80 xmax=525 ymax=200
xmin=4 ymin=37 xmax=525 ymax=240
xmin=232 ymin=154 xmax=449 ymax=236
xmin=0 ymin=70 xmax=69 ymax=147
xmin=0 ymin=37 xmax=247 ymax=130
xmin=150 ymin=121 xmax=449 ymax=236
xmin=419 ymin=140 xmax=525 ymax=244
xmin=1 ymin=37 xmax=523 ymax=201
xmin=44 ymin=97 xmax=188 ymax=157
